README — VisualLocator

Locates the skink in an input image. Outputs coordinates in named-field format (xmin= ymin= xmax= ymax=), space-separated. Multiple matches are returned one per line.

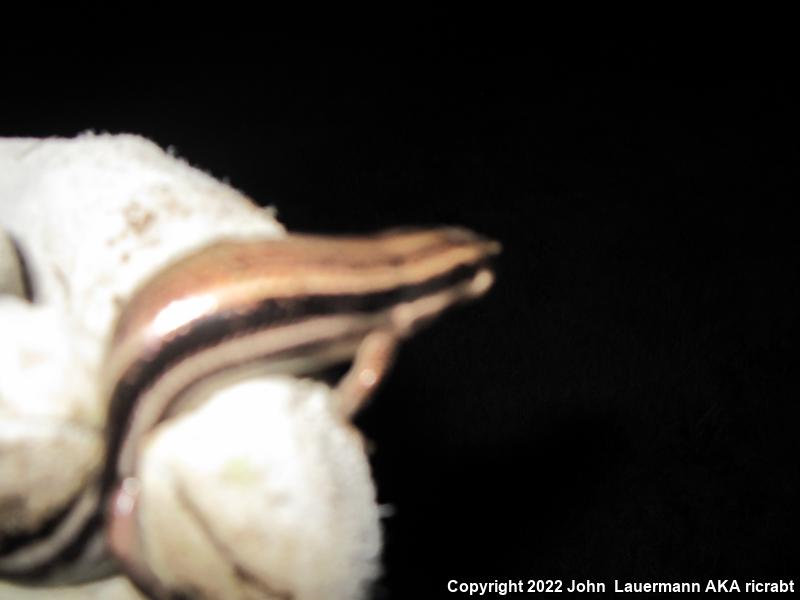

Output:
xmin=0 ymin=226 xmax=499 ymax=594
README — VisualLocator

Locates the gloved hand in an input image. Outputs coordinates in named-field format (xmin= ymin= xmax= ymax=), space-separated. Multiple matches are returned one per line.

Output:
xmin=0 ymin=135 xmax=381 ymax=600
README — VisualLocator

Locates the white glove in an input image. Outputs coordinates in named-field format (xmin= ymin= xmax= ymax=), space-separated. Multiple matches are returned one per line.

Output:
xmin=0 ymin=134 xmax=381 ymax=600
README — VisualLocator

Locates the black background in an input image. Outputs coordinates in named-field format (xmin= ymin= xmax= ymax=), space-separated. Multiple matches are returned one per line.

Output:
xmin=3 ymin=27 xmax=798 ymax=597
